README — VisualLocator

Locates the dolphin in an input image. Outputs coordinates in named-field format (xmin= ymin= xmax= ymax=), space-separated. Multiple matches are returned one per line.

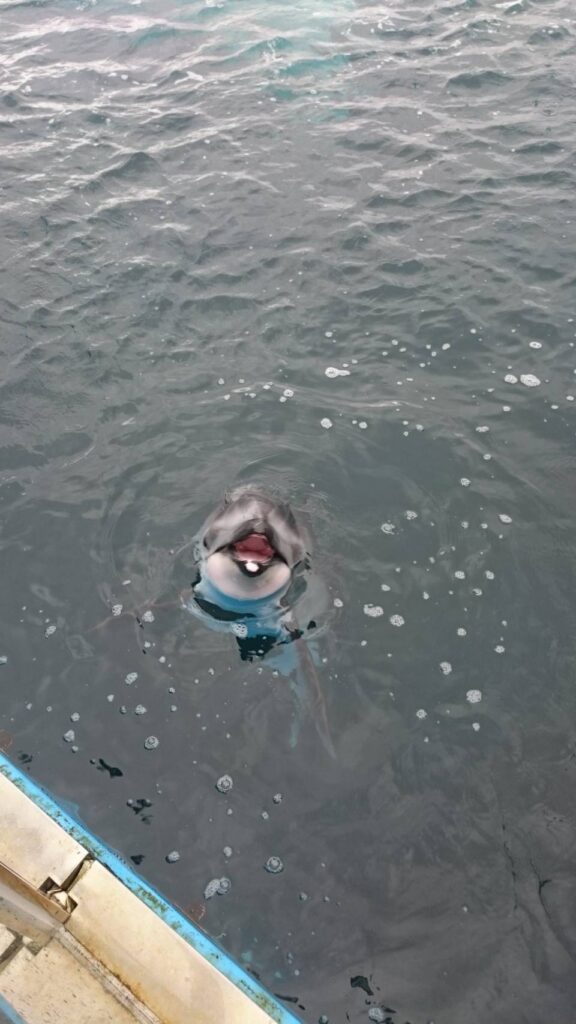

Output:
xmin=183 ymin=485 xmax=335 ymax=756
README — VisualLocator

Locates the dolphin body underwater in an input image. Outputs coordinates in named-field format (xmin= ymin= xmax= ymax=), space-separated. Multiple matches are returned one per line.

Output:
xmin=182 ymin=485 xmax=335 ymax=757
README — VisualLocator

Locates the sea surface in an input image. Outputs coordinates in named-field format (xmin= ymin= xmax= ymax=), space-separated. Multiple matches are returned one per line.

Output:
xmin=1 ymin=1 xmax=576 ymax=1021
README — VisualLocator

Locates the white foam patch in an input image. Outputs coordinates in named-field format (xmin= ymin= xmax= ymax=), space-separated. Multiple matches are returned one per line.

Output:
xmin=381 ymin=522 xmax=395 ymax=535
xmin=504 ymin=374 xmax=518 ymax=384
xmin=325 ymin=366 xmax=350 ymax=378
xmin=389 ymin=614 xmax=405 ymax=627
xmin=520 ymin=374 xmax=541 ymax=387
xmin=320 ymin=417 xmax=333 ymax=429
xmin=364 ymin=604 xmax=384 ymax=617
xmin=466 ymin=689 xmax=482 ymax=704
xmin=439 ymin=661 xmax=452 ymax=675
xmin=498 ymin=513 xmax=512 ymax=524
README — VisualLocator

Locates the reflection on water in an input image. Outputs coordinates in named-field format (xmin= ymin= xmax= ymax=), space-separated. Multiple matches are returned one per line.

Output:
xmin=1 ymin=0 xmax=576 ymax=1019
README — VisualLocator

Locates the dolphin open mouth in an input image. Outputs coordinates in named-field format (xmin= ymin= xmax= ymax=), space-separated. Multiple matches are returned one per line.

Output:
xmin=220 ymin=528 xmax=285 ymax=576
xmin=232 ymin=533 xmax=276 ymax=563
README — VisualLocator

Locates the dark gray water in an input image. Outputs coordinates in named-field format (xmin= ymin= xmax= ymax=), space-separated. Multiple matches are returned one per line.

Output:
xmin=1 ymin=0 xmax=576 ymax=1020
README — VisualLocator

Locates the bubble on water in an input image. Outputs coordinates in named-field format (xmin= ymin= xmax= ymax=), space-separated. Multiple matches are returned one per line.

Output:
xmin=231 ymin=622 xmax=248 ymax=638
xmin=368 ymin=1010 xmax=386 ymax=1023
xmin=466 ymin=689 xmax=482 ymax=704
xmin=325 ymin=366 xmax=350 ymax=378
xmin=166 ymin=850 xmax=180 ymax=864
xmin=389 ymin=614 xmax=405 ymax=627
xmin=416 ymin=709 xmax=427 ymax=720
xmin=125 ymin=672 xmax=138 ymax=685
xmin=112 ymin=604 xmax=123 ymax=616
xmin=494 ymin=645 xmax=505 ymax=654
xmin=475 ymin=425 xmax=490 ymax=433
xmin=141 ymin=610 xmax=155 ymax=623
xmin=299 ymin=891 xmax=309 ymax=902
xmin=485 ymin=570 xmax=495 ymax=580
xmin=504 ymin=374 xmax=518 ymax=384
xmin=70 ymin=712 xmax=80 ymax=722
xmin=529 ymin=341 xmax=543 ymax=349
xmin=498 ymin=513 xmax=513 ymax=524
xmin=320 ymin=418 xmax=333 ymax=430
xmin=107 ymin=694 xmax=114 ymax=702
xmin=265 ymin=856 xmax=284 ymax=874
xmin=472 ymin=722 xmax=481 ymax=732
xmin=440 ymin=661 xmax=452 ymax=675
xmin=45 ymin=624 xmax=57 ymax=637
xmin=520 ymin=374 xmax=541 ymax=388
xmin=422 ymin=591 xmax=430 ymax=600
xmin=283 ymin=388 xmax=294 ymax=398
xmin=454 ymin=570 xmax=466 ymax=580
xmin=261 ymin=810 xmax=270 ymax=820
xmin=358 ymin=421 xmax=368 ymax=429
xmin=404 ymin=510 xmax=418 ymax=520
xmin=364 ymin=604 xmax=383 ymax=618
xmin=134 ymin=705 xmax=147 ymax=715
xmin=380 ymin=522 xmax=395 ymax=535
xmin=319 ymin=1016 xmax=329 ymax=1024
xmin=63 ymin=730 xmax=75 ymax=743
xmin=273 ymin=793 xmax=282 ymax=804
xmin=381 ymin=584 xmax=391 ymax=592
xmin=457 ymin=628 xmax=467 ymax=637
xmin=223 ymin=846 xmax=233 ymax=858
xmin=144 ymin=735 xmax=159 ymax=750
xmin=204 ymin=878 xmax=222 ymax=899
xmin=460 ymin=478 xmax=471 ymax=488
xmin=0 ymin=656 xmax=7 ymax=666
xmin=119 ymin=706 xmax=127 ymax=715
xmin=333 ymin=597 xmax=343 ymax=608
xmin=216 ymin=774 xmax=233 ymax=794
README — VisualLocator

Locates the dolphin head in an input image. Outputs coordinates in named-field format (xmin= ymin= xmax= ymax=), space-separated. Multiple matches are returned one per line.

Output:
xmin=197 ymin=485 xmax=308 ymax=602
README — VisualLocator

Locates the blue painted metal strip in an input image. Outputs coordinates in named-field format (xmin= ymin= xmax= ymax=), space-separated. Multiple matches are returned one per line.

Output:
xmin=0 ymin=993 xmax=29 ymax=1024
xmin=0 ymin=753 xmax=301 ymax=1024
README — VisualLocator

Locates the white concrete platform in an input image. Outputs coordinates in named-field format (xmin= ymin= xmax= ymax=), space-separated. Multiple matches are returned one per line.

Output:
xmin=0 ymin=759 xmax=298 ymax=1024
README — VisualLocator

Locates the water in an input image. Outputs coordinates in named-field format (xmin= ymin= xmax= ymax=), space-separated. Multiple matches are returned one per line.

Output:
xmin=1 ymin=0 xmax=576 ymax=1020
